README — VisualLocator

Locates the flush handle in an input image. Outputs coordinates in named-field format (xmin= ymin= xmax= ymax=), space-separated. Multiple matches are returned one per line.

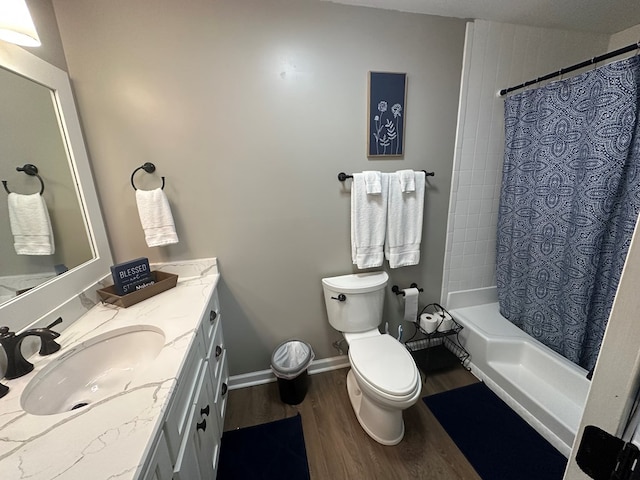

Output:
xmin=215 ymin=345 xmax=223 ymax=358
xmin=331 ymin=294 xmax=346 ymax=302
xmin=210 ymin=310 xmax=217 ymax=323
xmin=196 ymin=419 xmax=207 ymax=432
xmin=222 ymin=383 xmax=228 ymax=396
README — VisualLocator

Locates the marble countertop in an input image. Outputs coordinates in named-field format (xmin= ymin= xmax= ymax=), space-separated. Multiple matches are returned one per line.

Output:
xmin=0 ymin=259 xmax=219 ymax=479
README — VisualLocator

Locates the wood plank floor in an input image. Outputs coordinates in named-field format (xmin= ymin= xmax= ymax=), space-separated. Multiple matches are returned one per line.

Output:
xmin=224 ymin=366 xmax=482 ymax=479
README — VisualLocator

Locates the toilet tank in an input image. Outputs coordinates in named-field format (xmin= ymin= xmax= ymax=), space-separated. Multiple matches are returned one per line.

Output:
xmin=321 ymin=272 xmax=388 ymax=333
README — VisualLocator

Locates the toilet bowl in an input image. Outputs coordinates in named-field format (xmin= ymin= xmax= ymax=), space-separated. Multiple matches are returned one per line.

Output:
xmin=345 ymin=333 xmax=421 ymax=445
xmin=321 ymin=272 xmax=421 ymax=445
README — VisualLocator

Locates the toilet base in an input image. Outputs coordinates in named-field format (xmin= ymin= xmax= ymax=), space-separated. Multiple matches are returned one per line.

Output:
xmin=346 ymin=369 xmax=405 ymax=446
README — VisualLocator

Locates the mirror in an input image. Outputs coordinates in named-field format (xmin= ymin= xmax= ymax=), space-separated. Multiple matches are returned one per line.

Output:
xmin=0 ymin=42 xmax=112 ymax=332
xmin=0 ymin=65 xmax=93 ymax=303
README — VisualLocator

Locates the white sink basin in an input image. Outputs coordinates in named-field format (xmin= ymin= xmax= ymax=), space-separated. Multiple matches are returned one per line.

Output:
xmin=21 ymin=326 xmax=165 ymax=416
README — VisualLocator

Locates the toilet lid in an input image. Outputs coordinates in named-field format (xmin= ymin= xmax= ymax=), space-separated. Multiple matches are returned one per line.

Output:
xmin=349 ymin=334 xmax=418 ymax=396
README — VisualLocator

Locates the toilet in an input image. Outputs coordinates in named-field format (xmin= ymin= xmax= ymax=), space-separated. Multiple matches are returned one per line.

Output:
xmin=321 ymin=271 xmax=421 ymax=445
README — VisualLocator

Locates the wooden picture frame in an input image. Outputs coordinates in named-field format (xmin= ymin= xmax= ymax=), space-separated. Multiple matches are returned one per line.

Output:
xmin=367 ymin=72 xmax=407 ymax=157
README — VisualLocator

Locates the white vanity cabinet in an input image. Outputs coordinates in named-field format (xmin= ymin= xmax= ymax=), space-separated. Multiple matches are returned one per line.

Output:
xmin=143 ymin=432 xmax=174 ymax=480
xmin=142 ymin=286 xmax=228 ymax=480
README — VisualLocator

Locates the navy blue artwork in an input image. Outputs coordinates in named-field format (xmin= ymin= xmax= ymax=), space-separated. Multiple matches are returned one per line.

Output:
xmin=368 ymin=72 xmax=406 ymax=157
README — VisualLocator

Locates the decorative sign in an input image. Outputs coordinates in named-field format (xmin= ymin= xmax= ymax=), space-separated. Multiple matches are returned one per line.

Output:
xmin=368 ymin=72 xmax=407 ymax=157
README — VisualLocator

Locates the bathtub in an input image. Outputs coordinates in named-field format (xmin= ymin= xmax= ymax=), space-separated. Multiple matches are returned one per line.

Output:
xmin=448 ymin=302 xmax=590 ymax=457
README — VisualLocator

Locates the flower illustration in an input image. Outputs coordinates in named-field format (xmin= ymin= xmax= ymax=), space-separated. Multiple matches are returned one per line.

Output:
xmin=372 ymin=100 xmax=403 ymax=155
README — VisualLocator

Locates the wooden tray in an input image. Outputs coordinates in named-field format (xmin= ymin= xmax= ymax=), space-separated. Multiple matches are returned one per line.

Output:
xmin=97 ymin=271 xmax=178 ymax=308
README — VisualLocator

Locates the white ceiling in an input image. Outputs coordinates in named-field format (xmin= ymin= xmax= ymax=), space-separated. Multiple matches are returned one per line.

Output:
xmin=323 ymin=0 xmax=640 ymax=34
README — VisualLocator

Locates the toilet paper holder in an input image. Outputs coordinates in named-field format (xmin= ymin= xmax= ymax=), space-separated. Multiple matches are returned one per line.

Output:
xmin=391 ymin=284 xmax=423 ymax=296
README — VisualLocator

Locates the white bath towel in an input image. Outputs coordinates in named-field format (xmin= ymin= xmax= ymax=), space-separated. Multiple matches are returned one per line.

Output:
xmin=8 ymin=192 xmax=55 ymax=255
xmin=351 ymin=172 xmax=388 ymax=269
xmin=397 ymin=169 xmax=416 ymax=192
xmin=363 ymin=171 xmax=382 ymax=195
xmin=136 ymin=188 xmax=179 ymax=247
xmin=385 ymin=171 xmax=425 ymax=268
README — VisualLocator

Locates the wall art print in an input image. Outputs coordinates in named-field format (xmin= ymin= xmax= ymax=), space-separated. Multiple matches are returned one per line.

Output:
xmin=368 ymin=71 xmax=406 ymax=157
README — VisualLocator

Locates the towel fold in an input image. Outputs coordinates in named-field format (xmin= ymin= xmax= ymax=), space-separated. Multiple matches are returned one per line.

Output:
xmin=136 ymin=188 xmax=179 ymax=247
xmin=385 ymin=171 xmax=425 ymax=268
xmin=363 ymin=171 xmax=382 ymax=194
xmin=351 ymin=173 xmax=388 ymax=269
xmin=8 ymin=192 xmax=55 ymax=255
xmin=397 ymin=169 xmax=416 ymax=192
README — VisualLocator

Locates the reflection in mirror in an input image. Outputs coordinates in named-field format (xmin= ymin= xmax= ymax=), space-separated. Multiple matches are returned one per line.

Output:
xmin=0 ymin=42 xmax=112 ymax=334
xmin=0 ymin=65 xmax=93 ymax=304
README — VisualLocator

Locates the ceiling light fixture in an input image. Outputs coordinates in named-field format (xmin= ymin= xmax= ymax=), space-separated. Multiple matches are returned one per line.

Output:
xmin=0 ymin=0 xmax=40 ymax=47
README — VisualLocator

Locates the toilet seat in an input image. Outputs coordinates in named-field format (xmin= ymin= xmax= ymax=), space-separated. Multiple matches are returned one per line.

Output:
xmin=348 ymin=334 xmax=419 ymax=397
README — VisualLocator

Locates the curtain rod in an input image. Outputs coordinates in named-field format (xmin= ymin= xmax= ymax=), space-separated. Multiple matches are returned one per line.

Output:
xmin=499 ymin=41 xmax=640 ymax=97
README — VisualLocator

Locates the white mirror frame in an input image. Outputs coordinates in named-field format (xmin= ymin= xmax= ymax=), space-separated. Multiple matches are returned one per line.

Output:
xmin=0 ymin=43 xmax=112 ymax=332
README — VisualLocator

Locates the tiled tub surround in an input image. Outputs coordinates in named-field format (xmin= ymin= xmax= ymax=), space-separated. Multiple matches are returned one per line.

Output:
xmin=0 ymin=258 xmax=221 ymax=479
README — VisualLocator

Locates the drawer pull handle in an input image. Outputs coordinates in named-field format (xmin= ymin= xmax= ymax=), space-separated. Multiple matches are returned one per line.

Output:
xmin=196 ymin=419 xmax=207 ymax=432
xmin=222 ymin=383 xmax=228 ymax=396
xmin=215 ymin=345 xmax=223 ymax=358
xmin=200 ymin=405 xmax=210 ymax=416
xmin=210 ymin=310 xmax=217 ymax=323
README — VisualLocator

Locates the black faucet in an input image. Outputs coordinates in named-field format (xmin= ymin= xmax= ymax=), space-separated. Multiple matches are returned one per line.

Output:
xmin=0 ymin=317 xmax=62 ymax=380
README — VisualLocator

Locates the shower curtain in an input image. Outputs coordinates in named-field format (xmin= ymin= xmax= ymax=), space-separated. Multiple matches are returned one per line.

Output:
xmin=496 ymin=55 xmax=640 ymax=372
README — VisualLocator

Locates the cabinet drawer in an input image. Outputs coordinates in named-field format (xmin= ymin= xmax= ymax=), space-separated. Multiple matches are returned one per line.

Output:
xmin=200 ymin=288 xmax=221 ymax=346
xmin=163 ymin=337 xmax=205 ymax=462
xmin=213 ymin=351 xmax=229 ymax=433
xmin=204 ymin=314 xmax=225 ymax=380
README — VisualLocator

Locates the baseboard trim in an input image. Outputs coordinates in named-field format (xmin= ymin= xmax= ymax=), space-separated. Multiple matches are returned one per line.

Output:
xmin=228 ymin=355 xmax=350 ymax=390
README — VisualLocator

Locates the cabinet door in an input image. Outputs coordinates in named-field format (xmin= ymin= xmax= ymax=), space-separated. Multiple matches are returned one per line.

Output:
xmin=173 ymin=359 xmax=220 ymax=480
xmin=164 ymin=338 xmax=206 ymax=462
xmin=142 ymin=432 xmax=173 ymax=480
xmin=194 ymin=360 xmax=221 ymax=480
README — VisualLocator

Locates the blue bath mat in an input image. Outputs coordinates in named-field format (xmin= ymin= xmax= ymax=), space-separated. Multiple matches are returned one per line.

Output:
xmin=217 ymin=413 xmax=310 ymax=480
xmin=424 ymin=382 xmax=567 ymax=480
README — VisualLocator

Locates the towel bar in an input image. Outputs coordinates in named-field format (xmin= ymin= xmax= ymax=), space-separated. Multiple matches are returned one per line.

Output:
xmin=338 ymin=170 xmax=434 ymax=182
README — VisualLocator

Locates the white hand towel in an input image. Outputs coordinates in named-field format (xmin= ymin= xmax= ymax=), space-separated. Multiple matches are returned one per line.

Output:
xmin=136 ymin=188 xmax=179 ymax=247
xmin=397 ymin=169 xmax=416 ymax=192
xmin=363 ymin=171 xmax=382 ymax=195
xmin=351 ymin=172 xmax=388 ymax=269
xmin=385 ymin=171 xmax=425 ymax=268
xmin=8 ymin=192 xmax=55 ymax=255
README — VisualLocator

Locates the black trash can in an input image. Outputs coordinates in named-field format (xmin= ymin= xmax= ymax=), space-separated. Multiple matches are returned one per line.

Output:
xmin=270 ymin=340 xmax=314 ymax=405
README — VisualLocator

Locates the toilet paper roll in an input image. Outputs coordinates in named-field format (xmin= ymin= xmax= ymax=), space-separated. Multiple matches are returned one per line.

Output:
xmin=402 ymin=287 xmax=420 ymax=323
xmin=436 ymin=312 xmax=454 ymax=332
xmin=419 ymin=313 xmax=439 ymax=334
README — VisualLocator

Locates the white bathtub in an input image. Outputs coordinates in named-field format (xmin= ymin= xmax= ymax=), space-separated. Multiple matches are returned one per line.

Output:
xmin=448 ymin=302 xmax=590 ymax=457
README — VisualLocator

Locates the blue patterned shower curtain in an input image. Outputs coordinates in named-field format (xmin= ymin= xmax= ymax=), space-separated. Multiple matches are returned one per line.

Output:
xmin=496 ymin=56 xmax=640 ymax=372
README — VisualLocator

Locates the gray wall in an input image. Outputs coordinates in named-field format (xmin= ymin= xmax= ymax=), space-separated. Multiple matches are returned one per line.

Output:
xmin=52 ymin=0 xmax=466 ymax=375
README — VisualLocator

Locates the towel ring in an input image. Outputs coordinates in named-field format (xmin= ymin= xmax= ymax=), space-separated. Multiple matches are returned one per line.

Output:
xmin=131 ymin=162 xmax=165 ymax=190
xmin=2 ymin=164 xmax=45 ymax=195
